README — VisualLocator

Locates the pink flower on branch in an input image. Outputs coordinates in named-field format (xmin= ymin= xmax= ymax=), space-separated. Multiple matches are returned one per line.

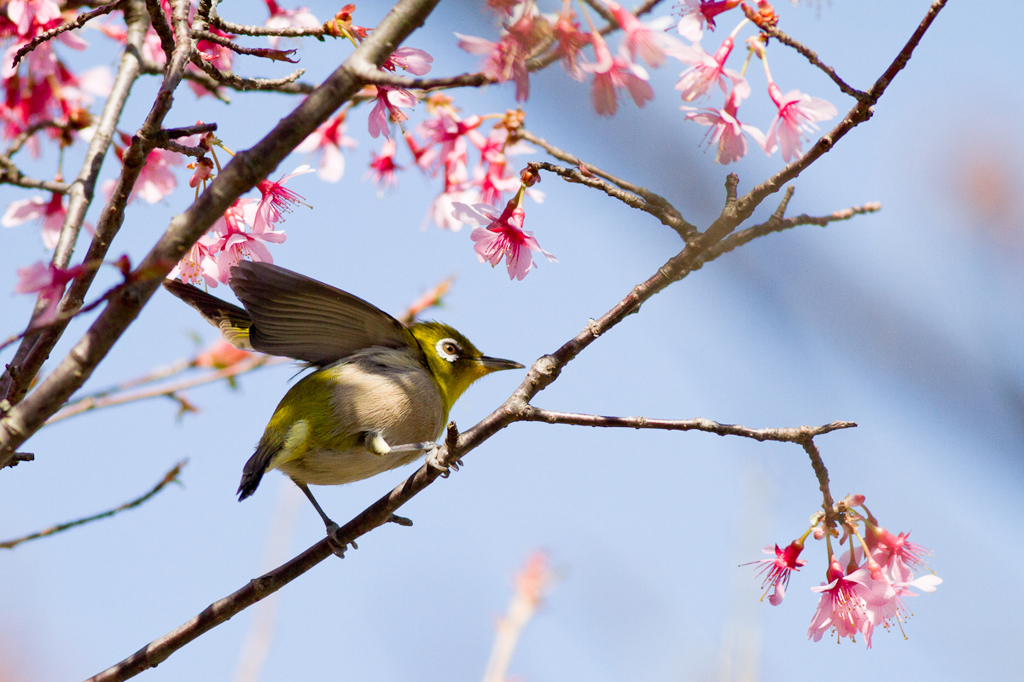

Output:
xmin=763 ymin=83 xmax=837 ymax=162
xmin=14 ymin=260 xmax=86 ymax=325
xmin=209 ymin=202 xmax=285 ymax=282
xmin=672 ymin=29 xmax=745 ymax=102
xmin=264 ymin=0 xmax=319 ymax=48
xmin=295 ymin=110 xmax=357 ymax=182
xmin=367 ymin=85 xmax=419 ymax=139
xmin=580 ymin=32 xmax=653 ymax=117
xmin=748 ymin=539 xmax=807 ymax=605
xmin=676 ymin=0 xmax=741 ymax=41
xmin=250 ymin=165 xmax=313 ymax=231
xmin=453 ymin=186 xmax=555 ymax=280
xmin=456 ymin=13 xmax=548 ymax=102
xmin=683 ymin=81 xmax=765 ymax=165
xmin=603 ymin=0 xmax=680 ymax=69
xmin=366 ymin=137 xmax=401 ymax=192
xmin=807 ymin=558 xmax=894 ymax=649
xmin=382 ymin=46 xmax=433 ymax=75
xmin=2 ymin=191 xmax=82 ymax=248
xmin=552 ymin=5 xmax=588 ymax=81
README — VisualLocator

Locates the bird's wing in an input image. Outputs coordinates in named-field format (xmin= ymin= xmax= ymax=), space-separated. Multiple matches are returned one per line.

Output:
xmin=161 ymin=278 xmax=254 ymax=351
xmin=229 ymin=261 xmax=421 ymax=366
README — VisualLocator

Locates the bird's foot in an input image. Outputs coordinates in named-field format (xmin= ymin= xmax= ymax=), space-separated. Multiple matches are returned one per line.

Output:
xmin=426 ymin=445 xmax=464 ymax=478
xmin=325 ymin=522 xmax=356 ymax=558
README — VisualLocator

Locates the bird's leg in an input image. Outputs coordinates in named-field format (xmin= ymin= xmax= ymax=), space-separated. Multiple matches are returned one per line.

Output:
xmin=363 ymin=430 xmax=437 ymax=457
xmin=294 ymin=480 xmax=348 ymax=558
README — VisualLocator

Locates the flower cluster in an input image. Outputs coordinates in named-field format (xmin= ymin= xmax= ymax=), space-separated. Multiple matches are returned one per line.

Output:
xmin=749 ymin=494 xmax=941 ymax=648
xmin=168 ymin=165 xmax=311 ymax=288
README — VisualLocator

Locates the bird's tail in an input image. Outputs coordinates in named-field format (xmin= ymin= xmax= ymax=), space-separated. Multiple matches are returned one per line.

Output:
xmin=237 ymin=439 xmax=279 ymax=501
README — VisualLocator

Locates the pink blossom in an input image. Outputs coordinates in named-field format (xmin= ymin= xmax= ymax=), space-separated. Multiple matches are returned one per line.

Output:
xmin=455 ymin=13 xmax=544 ymax=102
xmin=764 ymin=83 xmax=837 ymax=162
xmin=168 ymin=230 xmax=225 ymax=287
xmin=382 ymin=47 xmax=433 ymax=75
xmin=807 ymin=558 xmax=894 ymax=649
xmin=250 ymin=165 xmax=313 ymax=231
xmin=366 ymin=138 xmax=401 ymax=192
xmin=553 ymin=6 xmax=588 ymax=81
xmin=132 ymin=148 xmax=182 ymax=204
xmin=367 ymin=85 xmax=419 ymax=139
xmin=14 ymin=260 xmax=85 ymax=325
xmin=604 ymin=0 xmax=680 ymax=69
xmin=580 ymin=32 xmax=654 ymax=117
xmin=296 ymin=111 xmax=357 ymax=182
xmin=673 ymin=36 xmax=743 ymax=102
xmin=683 ymin=80 xmax=764 ymax=165
xmin=404 ymin=131 xmax=438 ymax=173
xmin=2 ymin=192 xmax=67 ymax=248
xmin=207 ymin=202 xmax=285 ymax=281
xmin=748 ymin=540 xmax=806 ymax=606
xmin=264 ymin=0 xmax=319 ymax=48
xmin=676 ymin=0 xmax=741 ymax=41
xmin=416 ymin=111 xmax=483 ymax=169
xmin=453 ymin=191 xmax=555 ymax=280
xmin=6 ymin=0 xmax=61 ymax=36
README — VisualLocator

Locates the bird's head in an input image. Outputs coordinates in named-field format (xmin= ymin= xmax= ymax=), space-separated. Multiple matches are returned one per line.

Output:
xmin=410 ymin=321 xmax=524 ymax=412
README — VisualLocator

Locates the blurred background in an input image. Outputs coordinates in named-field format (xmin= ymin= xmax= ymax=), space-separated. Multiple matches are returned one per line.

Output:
xmin=2 ymin=1 xmax=1021 ymax=680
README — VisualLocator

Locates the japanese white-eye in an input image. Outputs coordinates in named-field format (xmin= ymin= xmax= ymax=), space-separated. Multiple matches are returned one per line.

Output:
xmin=163 ymin=261 xmax=522 ymax=545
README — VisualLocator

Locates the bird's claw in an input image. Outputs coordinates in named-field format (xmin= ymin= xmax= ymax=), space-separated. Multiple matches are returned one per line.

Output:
xmin=325 ymin=522 xmax=356 ymax=558
xmin=426 ymin=446 xmax=464 ymax=478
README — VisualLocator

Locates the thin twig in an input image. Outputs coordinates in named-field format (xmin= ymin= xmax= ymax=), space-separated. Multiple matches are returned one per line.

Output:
xmin=4 ymin=119 xmax=68 ymax=157
xmin=0 ymin=460 xmax=187 ymax=549
xmin=0 ymin=158 xmax=71 ymax=192
xmin=692 ymin=197 xmax=882 ymax=271
xmin=519 ymin=408 xmax=857 ymax=443
xmin=743 ymin=4 xmax=867 ymax=101
xmin=520 ymin=129 xmax=695 ymax=239
xmin=45 ymin=355 xmax=283 ymax=425
xmin=799 ymin=438 xmax=837 ymax=528
xmin=1 ymin=452 xmax=34 ymax=470
xmin=189 ymin=55 xmax=311 ymax=93
xmin=194 ymin=30 xmax=299 ymax=62
xmin=11 ymin=0 xmax=127 ymax=68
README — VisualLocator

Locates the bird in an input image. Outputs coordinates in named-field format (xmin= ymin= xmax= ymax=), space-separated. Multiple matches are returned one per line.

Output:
xmin=162 ymin=261 xmax=523 ymax=550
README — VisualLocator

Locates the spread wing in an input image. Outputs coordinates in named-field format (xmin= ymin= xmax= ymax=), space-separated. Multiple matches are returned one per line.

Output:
xmin=162 ymin=278 xmax=254 ymax=351
xmin=229 ymin=261 xmax=421 ymax=367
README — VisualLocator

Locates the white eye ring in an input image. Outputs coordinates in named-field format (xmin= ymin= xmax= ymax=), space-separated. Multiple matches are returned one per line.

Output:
xmin=436 ymin=338 xmax=459 ymax=362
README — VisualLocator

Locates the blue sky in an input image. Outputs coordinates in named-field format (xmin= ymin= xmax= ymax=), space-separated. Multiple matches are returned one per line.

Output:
xmin=2 ymin=1 xmax=1021 ymax=680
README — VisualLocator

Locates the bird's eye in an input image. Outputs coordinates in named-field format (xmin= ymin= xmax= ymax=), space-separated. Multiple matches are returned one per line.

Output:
xmin=436 ymin=338 xmax=460 ymax=362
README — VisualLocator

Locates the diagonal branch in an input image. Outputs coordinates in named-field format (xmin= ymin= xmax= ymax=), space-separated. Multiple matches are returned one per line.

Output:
xmin=0 ymin=460 xmax=186 ymax=549
xmin=12 ymin=0 xmax=127 ymax=68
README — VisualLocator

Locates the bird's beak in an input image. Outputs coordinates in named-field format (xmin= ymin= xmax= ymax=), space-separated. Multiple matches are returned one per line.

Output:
xmin=476 ymin=356 xmax=525 ymax=373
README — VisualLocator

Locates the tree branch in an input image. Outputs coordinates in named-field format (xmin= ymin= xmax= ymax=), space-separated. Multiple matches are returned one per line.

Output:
xmin=0 ymin=461 xmax=186 ymax=549
xmin=518 ymin=408 xmax=857 ymax=442
xmin=743 ymin=3 xmax=866 ymax=101
xmin=11 ymin=0 xmax=127 ymax=68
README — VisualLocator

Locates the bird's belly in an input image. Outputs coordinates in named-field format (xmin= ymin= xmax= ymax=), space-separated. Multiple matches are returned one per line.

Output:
xmin=277 ymin=444 xmax=427 ymax=486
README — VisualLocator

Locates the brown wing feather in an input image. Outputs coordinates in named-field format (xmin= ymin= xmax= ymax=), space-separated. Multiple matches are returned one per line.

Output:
xmin=229 ymin=261 xmax=422 ymax=367
xmin=162 ymin=279 xmax=254 ymax=351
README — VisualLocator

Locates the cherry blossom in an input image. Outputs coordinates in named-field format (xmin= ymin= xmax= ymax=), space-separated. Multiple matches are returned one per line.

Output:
xmin=2 ymin=192 xmax=68 ymax=248
xmin=14 ymin=260 xmax=86 ymax=325
xmin=367 ymin=85 xmax=419 ymax=139
xmin=672 ymin=32 xmax=744 ymax=102
xmin=295 ymin=110 xmax=357 ymax=182
xmin=168 ymin=230 xmax=225 ymax=287
xmin=748 ymin=539 xmax=807 ymax=606
xmin=134 ymin=148 xmax=182 ymax=204
xmin=683 ymin=80 xmax=764 ymax=165
xmin=580 ymin=32 xmax=653 ymax=117
xmin=807 ymin=557 xmax=894 ymax=649
xmin=264 ymin=0 xmax=319 ymax=48
xmin=764 ymin=82 xmax=837 ymax=162
xmin=552 ymin=4 xmax=588 ymax=81
xmin=452 ymin=187 xmax=555 ymax=280
xmin=208 ymin=202 xmax=285 ymax=281
xmin=250 ymin=165 xmax=313 ymax=231
xmin=603 ymin=0 xmax=679 ymax=69
xmin=366 ymin=138 xmax=401 ymax=192
xmin=455 ymin=12 xmax=547 ymax=102
xmin=382 ymin=47 xmax=433 ymax=75
xmin=676 ymin=0 xmax=741 ymax=41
